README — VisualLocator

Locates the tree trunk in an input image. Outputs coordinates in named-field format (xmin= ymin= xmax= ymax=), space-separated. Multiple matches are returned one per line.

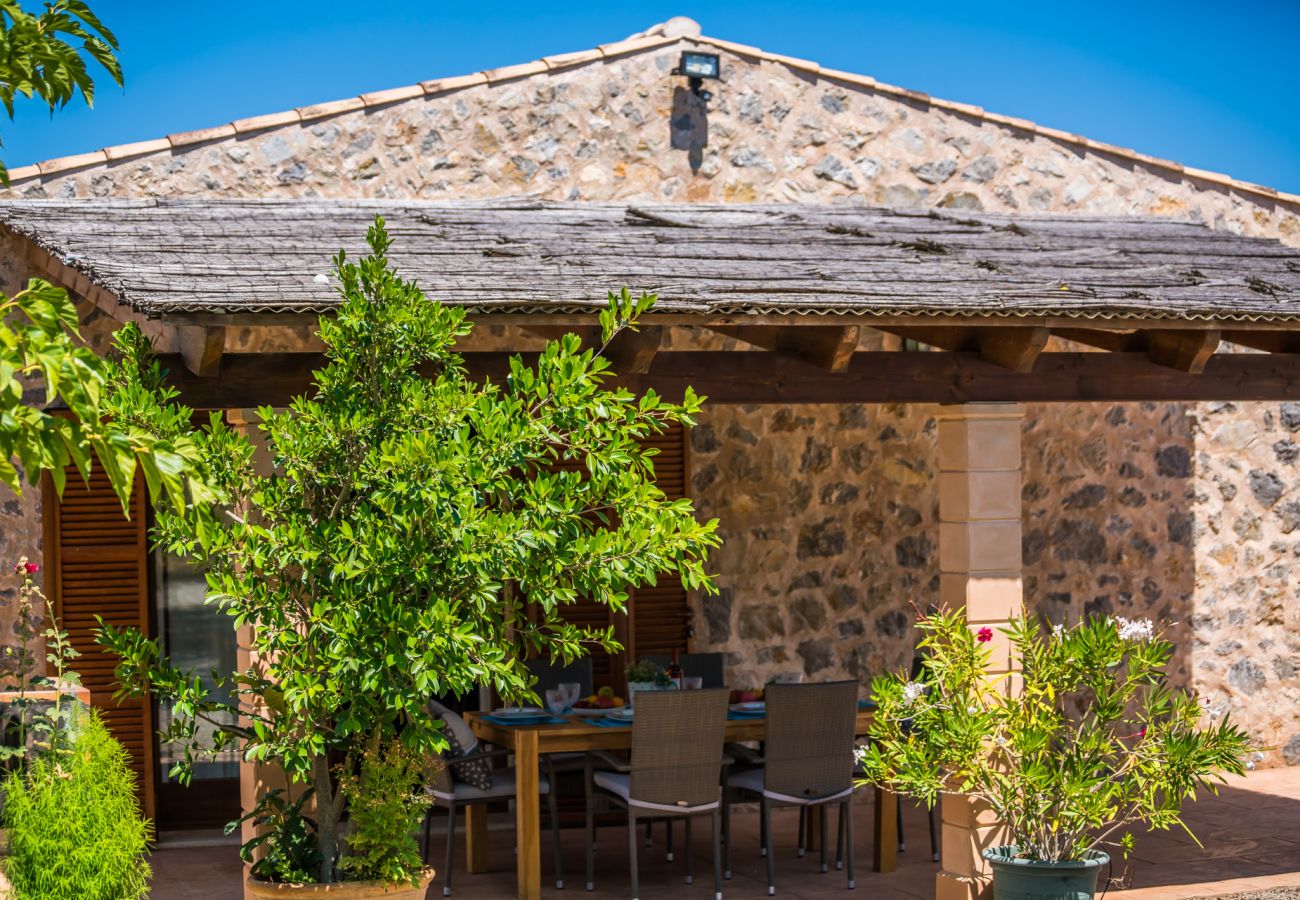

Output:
xmin=313 ymin=755 xmax=344 ymax=884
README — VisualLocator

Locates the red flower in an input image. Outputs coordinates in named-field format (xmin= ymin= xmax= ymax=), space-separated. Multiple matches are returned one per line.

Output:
xmin=1138 ymin=727 xmax=1146 ymax=739
xmin=977 ymin=627 xmax=993 ymax=643
xmin=23 ymin=563 xmax=38 ymax=575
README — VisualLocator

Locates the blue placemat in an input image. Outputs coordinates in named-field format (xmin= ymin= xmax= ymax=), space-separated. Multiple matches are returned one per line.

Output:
xmin=727 ymin=711 xmax=765 ymax=721
xmin=585 ymin=716 xmax=632 ymax=728
xmin=480 ymin=715 xmax=568 ymax=727
xmin=858 ymin=699 xmax=878 ymax=710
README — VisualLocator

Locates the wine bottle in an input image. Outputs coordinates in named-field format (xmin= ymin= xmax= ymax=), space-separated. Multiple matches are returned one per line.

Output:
xmin=666 ymin=649 xmax=684 ymax=689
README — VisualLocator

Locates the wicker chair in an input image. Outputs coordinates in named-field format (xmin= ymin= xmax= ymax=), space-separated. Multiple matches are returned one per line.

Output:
xmin=584 ymin=688 xmax=729 ymax=900
xmin=423 ymin=714 xmax=565 ymax=896
xmin=722 ymin=681 xmax=858 ymax=895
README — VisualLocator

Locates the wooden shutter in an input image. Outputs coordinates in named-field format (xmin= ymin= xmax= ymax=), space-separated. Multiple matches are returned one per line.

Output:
xmin=626 ymin=422 xmax=692 ymax=663
xmin=42 ymin=468 xmax=155 ymax=821
xmin=548 ymin=422 xmax=693 ymax=691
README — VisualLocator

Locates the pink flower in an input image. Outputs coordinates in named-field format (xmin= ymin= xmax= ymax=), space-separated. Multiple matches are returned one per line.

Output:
xmin=977 ymin=627 xmax=993 ymax=643
xmin=1138 ymin=727 xmax=1146 ymax=739
xmin=23 ymin=563 xmax=38 ymax=575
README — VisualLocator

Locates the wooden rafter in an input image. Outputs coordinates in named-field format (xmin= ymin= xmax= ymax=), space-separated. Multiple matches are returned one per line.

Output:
xmin=1145 ymin=329 xmax=1221 ymax=374
xmin=178 ymin=325 xmax=225 ymax=377
xmin=604 ymin=325 xmax=663 ymax=374
xmin=704 ymin=324 xmax=861 ymax=371
xmin=879 ymin=325 xmax=1049 ymax=373
xmin=1222 ymin=330 xmax=1300 ymax=354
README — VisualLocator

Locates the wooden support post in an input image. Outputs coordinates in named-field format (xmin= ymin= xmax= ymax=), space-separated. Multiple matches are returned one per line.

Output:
xmin=465 ymin=803 xmax=489 ymax=873
xmin=934 ymin=403 xmax=1023 ymax=900
xmin=873 ymin=787 xmax=898 ymax=873
xmin=514 ymin=729 xmax=542 ymax=900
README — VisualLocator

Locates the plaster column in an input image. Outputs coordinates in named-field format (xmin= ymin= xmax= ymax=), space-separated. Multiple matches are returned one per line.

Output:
xmin=228 ymin=409 xmax=291 ymax=899
xmin=934 ymin=403 xmax=1024 ymax=900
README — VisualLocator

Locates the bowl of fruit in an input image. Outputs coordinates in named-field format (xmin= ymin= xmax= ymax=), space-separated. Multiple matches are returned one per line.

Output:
xmin=571 ymin=686 xmax=627 ymax=716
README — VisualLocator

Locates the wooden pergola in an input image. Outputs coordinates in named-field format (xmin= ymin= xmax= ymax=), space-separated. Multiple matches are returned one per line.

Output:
xmin=5 ymin=199 xmax=1299 ymax=900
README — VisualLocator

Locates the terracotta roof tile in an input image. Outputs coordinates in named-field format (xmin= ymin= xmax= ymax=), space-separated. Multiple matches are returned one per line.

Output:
xmin=297 ymin=96 xmax=365 ymax=121
xmin=167 ymin=124 xmax=237 ymax=148
xmin=38 ymin=151 xmax=107 ymax=175
xmin=232 ymin=109 xmax=302 ymax=134
xmin=359 ymin=84 xmax=424 ymax=107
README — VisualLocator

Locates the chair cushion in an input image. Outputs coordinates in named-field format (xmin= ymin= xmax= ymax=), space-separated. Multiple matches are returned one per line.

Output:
xmin=726 ymin=767 xmax=766 ymax=794
xmin=429 ymin=700 xmax=493 ymax=791
xmin=593 ymin=770 xmax=631 ymax=800
xmin=432 ymin=767 xmax=551 ymax=802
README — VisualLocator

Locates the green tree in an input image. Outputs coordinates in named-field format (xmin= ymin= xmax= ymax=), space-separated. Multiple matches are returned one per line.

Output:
xmin=0 ymin=2 xmax=201 ymax=513
xmin=0 ymin=0 xmax=121 ymax=184
xmin=100 ymin=217 xmax=721 ymax=884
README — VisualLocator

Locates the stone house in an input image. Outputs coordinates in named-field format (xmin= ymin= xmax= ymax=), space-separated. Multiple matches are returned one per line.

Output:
xmin=1 ymin=15 xmax=1299 ymax=842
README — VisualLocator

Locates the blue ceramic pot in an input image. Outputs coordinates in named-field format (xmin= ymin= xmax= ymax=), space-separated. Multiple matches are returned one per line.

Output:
xmin=982 ymin=845 xmax=1109 ymax=900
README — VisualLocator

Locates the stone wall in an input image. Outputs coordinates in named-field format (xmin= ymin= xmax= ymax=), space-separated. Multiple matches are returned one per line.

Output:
xmin=1 ymin=33 xmax=1298 ymax=759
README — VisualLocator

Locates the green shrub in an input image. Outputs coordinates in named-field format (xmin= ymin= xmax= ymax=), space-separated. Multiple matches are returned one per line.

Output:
xmin=337 ymin=736 xmax=432 ymax=885
xmin=3 ymin=709 xmax=150 ymax=899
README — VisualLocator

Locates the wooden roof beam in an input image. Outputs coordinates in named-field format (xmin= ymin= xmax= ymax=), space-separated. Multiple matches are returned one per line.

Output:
xmin=704 ymin=324 xmax=861 ymax=371
xmin=880 ymin=325 xmax=1049 ymax=374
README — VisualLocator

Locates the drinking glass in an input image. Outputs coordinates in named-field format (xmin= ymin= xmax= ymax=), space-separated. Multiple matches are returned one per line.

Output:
xmin=559 ymin=682 xmax=582 ymax=709
xmin=682 ymin=676 xmax=703 ymax=691
xmin=545 ymin=689 xmax=567 ymax=717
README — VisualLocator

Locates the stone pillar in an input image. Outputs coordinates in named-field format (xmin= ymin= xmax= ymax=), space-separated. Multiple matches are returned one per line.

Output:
xmin=934 ymin=403 xmax=1024 ymax=900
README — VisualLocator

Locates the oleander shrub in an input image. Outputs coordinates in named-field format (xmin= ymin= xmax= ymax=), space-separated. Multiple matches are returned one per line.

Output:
xmin=2 ymin=709 xmax=150 ymax=899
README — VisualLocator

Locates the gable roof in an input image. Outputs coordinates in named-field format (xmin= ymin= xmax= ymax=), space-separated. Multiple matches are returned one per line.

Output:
xmin=3 ymin=198 xmax=1297 ymax=324
xmin=7 ymin=19 xmax=1298 ymax=208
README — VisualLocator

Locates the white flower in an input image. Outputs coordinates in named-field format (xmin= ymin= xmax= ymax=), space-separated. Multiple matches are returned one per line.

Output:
xmin=1115 ymin=616 xmax=1155 ymax=642
xmin=1052 ymin=623 xmax=1066 ymax=639
xmin=994 ymin=735 xmax=1008 ymax=747
xmin=1207 ymin=706 xmax=1223 ymax=721
xmin=901 ymin=681 xmax=926 ymax=706
xmin=1246 ymin=761 xmax=1256 ymax=771
xmin=966 ymin=706 xmax=979 ymax=716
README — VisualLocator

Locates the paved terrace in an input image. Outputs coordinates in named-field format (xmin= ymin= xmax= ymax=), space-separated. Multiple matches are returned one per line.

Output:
xmin=152 ymin=767 xmax=1300 ymax=899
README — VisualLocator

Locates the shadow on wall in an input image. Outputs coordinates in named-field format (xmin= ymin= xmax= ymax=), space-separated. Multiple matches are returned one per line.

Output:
xmin=1021 ymin=401 xmax=1196 ymax=694
xmin=686 ymin=398 xmax=1299 ymax=765
xmin=670 ymin=86 xmax=709 ymax=172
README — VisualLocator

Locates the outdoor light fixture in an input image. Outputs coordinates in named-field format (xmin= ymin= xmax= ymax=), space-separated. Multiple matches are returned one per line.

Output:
xmin=674 ymin=50 xmax=720 ymax=100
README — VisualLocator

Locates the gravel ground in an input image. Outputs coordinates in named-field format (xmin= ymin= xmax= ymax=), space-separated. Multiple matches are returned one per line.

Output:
xmin=1212 ymin=891 xmax=1300 ymax=899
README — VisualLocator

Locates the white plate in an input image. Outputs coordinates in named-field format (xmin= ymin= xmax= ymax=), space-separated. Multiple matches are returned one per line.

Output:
xmin=606 ymin=708 xmax=634 ymax=720
xmin=568 ymin=706 xmax=614 ymax=717
xmin=729 ymin=702 xmax=766 ymax=714
xmin=493 ymin=707 xmax=548 ymax=719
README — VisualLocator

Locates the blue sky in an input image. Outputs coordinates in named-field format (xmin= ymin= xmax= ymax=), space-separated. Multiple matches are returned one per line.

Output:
xmin=5 ymin=1 xmax=1298 ymax=192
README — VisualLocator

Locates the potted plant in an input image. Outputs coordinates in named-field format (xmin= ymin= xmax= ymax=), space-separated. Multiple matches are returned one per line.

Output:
xmin=624 ymin=659 xmax=674 ymax=705
xmin=859 ymin=608 xmax=1251 ymax=900
xmin=98 ymin=218 xmax=720 ymax=894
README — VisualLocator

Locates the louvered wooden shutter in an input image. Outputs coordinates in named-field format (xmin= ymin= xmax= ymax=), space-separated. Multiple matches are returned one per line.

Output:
xmin=42 ymin=468 xmax=155 ymax=821
xmin=548 ymin=423 xmax=693 ymax=690
xmin=626 ymin=423 xmax=692 ymax=663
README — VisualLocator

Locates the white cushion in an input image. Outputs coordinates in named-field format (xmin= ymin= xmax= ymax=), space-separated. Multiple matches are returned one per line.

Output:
xmin=593 ymin=771 xmax=631 ymax=800
xmin=726 ymin=767 xmax=765 ymax=794
xmin=432 ymin=767 xmax=551 ymax=802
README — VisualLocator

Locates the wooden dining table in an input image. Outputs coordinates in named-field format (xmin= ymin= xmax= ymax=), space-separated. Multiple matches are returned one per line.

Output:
xmin=467 ymin=707 xmax=897 ymax=900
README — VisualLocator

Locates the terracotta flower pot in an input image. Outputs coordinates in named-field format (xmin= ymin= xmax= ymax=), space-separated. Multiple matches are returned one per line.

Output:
xmin=246 ymin=868 xmax=436 ymax=899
